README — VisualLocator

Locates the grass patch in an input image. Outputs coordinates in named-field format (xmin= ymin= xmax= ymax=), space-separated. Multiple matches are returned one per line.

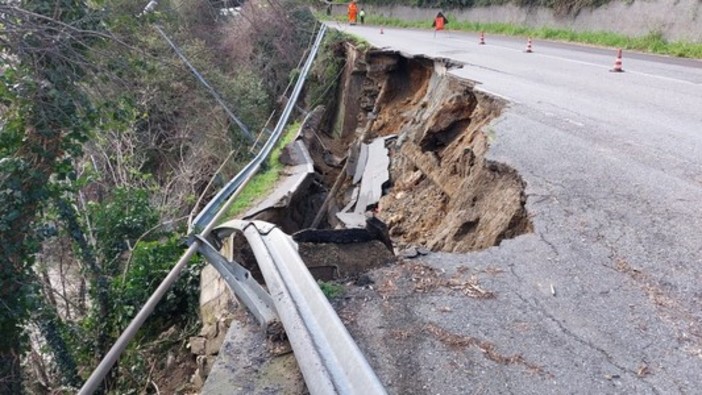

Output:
xmin=328 ymin=14 xmax=702 ymax=59
xmin=222 ymin=122 xmax=301 ymax=219
xmin=318 ymin=280 xmax=345 ymax=299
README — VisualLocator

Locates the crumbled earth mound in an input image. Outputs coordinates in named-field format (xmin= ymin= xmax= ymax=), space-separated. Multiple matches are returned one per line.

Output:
xmin=242 ymin=48 xmax=531 ymax=256
xmin=327 ymin=49 xmax=532 ymax=253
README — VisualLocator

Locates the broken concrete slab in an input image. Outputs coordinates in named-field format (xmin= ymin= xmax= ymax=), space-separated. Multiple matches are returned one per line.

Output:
xmin=335 ymin=212 xmax=367 ymax=229
xmin=355 ymin=137 xmax=390 ymax=214
xmin=340 ymin=186 xmax=360 ymax=214
xmin=352 ymin=142 xmax=369 ymax=185
xmin=244 ymin=139 xmax=314 ymax=219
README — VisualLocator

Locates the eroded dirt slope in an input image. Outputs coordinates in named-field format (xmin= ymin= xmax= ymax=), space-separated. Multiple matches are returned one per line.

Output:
xmin=326 ymin=49 xmax=532 ymax=253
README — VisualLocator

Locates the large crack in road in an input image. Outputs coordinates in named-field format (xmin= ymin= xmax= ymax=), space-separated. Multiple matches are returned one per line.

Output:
xmin=339 ymin=49 xmax=532 ymax=254
xmin=225 ymin=46 xmax=532 ymax=280
xmin=203 ymin=46 xmax=541 ymax=393
xmin=324 ymin=25 xmax=702 ymax=395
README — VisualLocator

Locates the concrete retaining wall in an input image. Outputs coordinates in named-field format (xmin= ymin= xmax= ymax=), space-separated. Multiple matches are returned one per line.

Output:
xmin=331 ymin=0 xmax=702 ymax=42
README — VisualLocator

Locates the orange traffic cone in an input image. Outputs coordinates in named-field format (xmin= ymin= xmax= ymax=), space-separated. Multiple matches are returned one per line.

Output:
xmin=479 ymin=31 xmax=486 ymax=45
xmin=525 ymin=37 xmax=533 ymax=53
xmin=610 ymin=49 xmax=624 ymax=72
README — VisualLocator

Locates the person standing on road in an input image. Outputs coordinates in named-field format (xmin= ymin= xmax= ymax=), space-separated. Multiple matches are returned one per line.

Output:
xmin=359 ymin=8 xmax=366 ymax=24
xmin=432 ymin=11 xmax=448 ymax=37
xmin=348 ymin=0 xmax=358 ymax=25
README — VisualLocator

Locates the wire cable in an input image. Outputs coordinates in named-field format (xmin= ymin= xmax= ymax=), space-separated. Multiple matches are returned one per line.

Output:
xmin=153 ymin=25 xmax=253 ymax=142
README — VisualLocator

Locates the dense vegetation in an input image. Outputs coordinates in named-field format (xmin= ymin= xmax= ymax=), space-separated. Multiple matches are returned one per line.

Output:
xmin=0 ymin=0 xmax=316 ymax=392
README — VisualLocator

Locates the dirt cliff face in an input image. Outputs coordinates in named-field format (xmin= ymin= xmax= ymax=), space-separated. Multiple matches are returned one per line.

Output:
xmin=339 ymin=49 xmax=531 ymax=253
xmin=233 ymin=46 xmax=531 ymax=270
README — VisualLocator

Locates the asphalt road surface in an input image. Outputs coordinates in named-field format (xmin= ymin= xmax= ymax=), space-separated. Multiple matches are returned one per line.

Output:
xmin=331 ymin=24 xmax=702 ymax=394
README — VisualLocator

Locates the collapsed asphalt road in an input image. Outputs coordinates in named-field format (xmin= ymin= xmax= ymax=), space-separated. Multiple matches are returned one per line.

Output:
xmin=331 ymin=25 xmax=702 ymax=394
xmin=203 ymin=26 xmax=702 ymax=394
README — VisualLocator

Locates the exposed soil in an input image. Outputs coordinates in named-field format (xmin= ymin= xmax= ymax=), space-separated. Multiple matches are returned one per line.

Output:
xmin=313 ymin=48 xmax=532 ymax=254
xmin=297 ymin=240 xmax=394 ymax=281
xmin=240 ymin=45 xmax=531 ymax=260
xmin=224 ymin=47 xmax=532 ymax=290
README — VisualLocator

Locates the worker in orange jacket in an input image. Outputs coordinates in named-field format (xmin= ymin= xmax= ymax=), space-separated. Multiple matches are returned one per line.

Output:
xmin=348 ymin=1 xmax=358 ymax=25
xmin=432 ymin=11 xmax=448 ymax=37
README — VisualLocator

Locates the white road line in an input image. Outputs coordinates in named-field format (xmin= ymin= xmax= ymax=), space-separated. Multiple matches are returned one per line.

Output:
xmin=355 ymin=25 xmax=702 ymax=87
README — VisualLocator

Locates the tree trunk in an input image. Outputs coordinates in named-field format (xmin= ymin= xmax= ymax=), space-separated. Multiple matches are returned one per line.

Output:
xmin=0 ymin=321 xmax=23 ymax=393
xmin=39 ymin=261 xmax=58 ymax=309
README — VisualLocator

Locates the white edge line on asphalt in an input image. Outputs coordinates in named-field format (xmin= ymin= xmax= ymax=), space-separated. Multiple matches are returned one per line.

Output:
xmin=455 ymin=39 xmax=701 ymax=87
xmin=332 ymin=25 xmax=700 ymax=100
xmin=380 ymin=26 xmax=702 ymax=88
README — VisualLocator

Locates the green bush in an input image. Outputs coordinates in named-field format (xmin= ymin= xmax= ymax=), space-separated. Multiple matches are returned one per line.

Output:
xmin=110 ymin=235 xmax=204 ymax=337
xmin=87 ymin=187 xmax=159 ymax=266
xmin=318 ymin=281 xmax=344 ymax=299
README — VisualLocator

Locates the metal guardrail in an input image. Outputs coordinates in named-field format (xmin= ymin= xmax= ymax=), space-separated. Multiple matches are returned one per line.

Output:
xmin=78 ymin=24 xmax=328 ymax=394
xmin=215 ymin=220 xmax=388 ymax=395
xmin=190 ymin=24 xmax=328 ymax=232
xmin=193 ymin=235 xmax=278 ymax=330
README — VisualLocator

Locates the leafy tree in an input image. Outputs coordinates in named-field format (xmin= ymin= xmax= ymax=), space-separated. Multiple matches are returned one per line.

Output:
xmin=88 ymin=188 xmax=159 ymax=266
xmin=0 ymin=0 xmax=104 ymax=389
